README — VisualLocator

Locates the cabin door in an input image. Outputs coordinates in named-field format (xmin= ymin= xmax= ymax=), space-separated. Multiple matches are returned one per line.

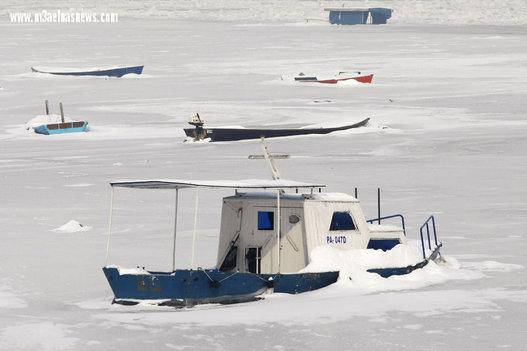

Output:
xmin=279 ymin=207 xmax=307 ymax=273
xmin=248 ymin=207 xmax=278 ymax=274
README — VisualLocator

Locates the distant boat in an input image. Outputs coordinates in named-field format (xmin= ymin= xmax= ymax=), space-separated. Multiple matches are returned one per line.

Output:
xmin=31 ymin=65 xmax=144 ymax=78
xmin=184 ymin=113 xmax=370 ymax=142
xmin=33 ymin=121 xmax=88 ymax=135
xmin=32 ymin=100 xmax=88 ymax=135
xmin=294 ymin=71 xmax=373 ymax=84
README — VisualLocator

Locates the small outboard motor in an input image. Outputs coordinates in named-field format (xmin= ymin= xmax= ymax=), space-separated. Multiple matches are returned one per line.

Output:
xmin=188 ymin=113 xmax=204 ymax=127
xmin=188 ymin=113 xmax=207 ymax=141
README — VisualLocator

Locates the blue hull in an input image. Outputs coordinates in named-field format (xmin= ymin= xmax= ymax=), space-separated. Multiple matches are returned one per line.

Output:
xmin=33 ymin=121 xmax=88 ymax=135
xmin=31 ymin=65 xmax=143 ymax=78
xmin=103 ymin=267 xmax=339 ymax=306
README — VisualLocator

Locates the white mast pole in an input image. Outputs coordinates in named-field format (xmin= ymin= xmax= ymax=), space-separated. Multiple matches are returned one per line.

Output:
xmin=261 ymin=137 xmax=280 ymax=180
xmin=105 ymin=187 xmax=115 ymax=265
xmin=191 ymin=187 xmax=199 ymax=268
xmin=172 ymin=188 xmax=179 ymax=272
xmin=277 ymin=189 xmax=281 ymax=273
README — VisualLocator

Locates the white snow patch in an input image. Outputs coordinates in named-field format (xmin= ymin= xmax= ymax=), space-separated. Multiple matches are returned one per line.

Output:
xmin=368 ymin=223 xmax=403 ymax=232
xmin=106 ymin=265 xmax=151 ymax=276
xmin=0 ymin=322 xmax=78 ymax=351
xmin=300 ymin=246 xmax=482 ymax=294
xmin=72 ymin=298 xmax=111 ymax=310
xmin=462 ymin=260 xmax=524 ymax=273
xmin=64 ymin=183 xmax=92 ymax=188
xmin=309 ymin=192 xmax=357 ymax=202
xmin=52 ymin=220 xmax=92 ymax=233
xmin=0 ymin=289 xmax=27 ymax=309
xmin=403 ymin=324 xmax=423 ymax=330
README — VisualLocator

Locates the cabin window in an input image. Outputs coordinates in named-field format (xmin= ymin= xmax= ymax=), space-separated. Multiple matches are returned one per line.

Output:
xmin=367 ymin=239 xmax=400 ymax=251
xmin=289 ymin=214 xmax=300 ymax=224
xmin=329 ymin=212 xmax=356 ymax=231
xmin=219 ymin=245 xmax=238 ymax=272
xmin=258 ymin=211 xmax=274 ymax=230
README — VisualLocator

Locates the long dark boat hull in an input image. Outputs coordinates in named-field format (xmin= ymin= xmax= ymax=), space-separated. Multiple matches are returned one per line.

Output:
xmin=103 ymin=267 xmax=339 ymax=307
xmin=184 ymin=118 xmax=370 ymax=142
xmin=31 ymin=65 xmax=144 ymax=78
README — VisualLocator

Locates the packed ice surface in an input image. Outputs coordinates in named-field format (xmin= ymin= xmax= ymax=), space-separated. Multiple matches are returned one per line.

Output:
xmin=1 ymin=2 xmax=527 ymax=350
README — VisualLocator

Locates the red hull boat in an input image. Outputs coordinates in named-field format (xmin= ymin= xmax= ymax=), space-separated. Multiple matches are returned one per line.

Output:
xmin=294 ymin=72 xmax=373 ymax=84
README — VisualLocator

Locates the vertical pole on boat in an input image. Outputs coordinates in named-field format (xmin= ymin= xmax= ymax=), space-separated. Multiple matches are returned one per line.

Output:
xmin=261 ymin=137 xmax=280 ymax=180
xmin=45 ymin=100 xmax=49 ymax=115
xmin=172 ymin=188 xmax=179 ymax=272
xmin=276 ymin=189 xmax=281 ymax=273
xmin=105 ymin=186 xmax=115 ymax=265
xmin=191 ymin=187 xmax=199 ymax=268
xmin=59 ymin=102 xmax=65 ymax=123
xmin=377 ymin=188 xmax=381 ymax=224
xmin=354 ymin=187 xmax=358 ymax=199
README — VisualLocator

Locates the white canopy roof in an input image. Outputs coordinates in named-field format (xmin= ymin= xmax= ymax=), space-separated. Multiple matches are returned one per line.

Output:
xmin=110 ymin=179 xmax=326 ymax=190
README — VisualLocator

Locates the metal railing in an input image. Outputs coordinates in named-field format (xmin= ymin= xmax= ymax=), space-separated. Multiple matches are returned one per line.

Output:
xmin=366 ymin=214 xmax=406 ymax=236
xmin=419 ymin=215 xmax=439 ymax=259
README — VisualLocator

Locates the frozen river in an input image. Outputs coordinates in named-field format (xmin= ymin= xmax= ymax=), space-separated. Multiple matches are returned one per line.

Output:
xmin=1 ymin=15 xmax=527 ymax=350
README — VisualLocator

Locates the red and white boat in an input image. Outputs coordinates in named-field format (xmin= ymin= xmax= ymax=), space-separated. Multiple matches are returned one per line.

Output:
xmin=294 ymin=71 xmax=373 ymax=84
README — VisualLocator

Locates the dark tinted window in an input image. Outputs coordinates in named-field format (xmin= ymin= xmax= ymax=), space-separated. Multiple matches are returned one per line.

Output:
xmin=258 ymin=211 xmax=274 ymax=230
xmin=329 ymin=212 xmax=356 ymax=231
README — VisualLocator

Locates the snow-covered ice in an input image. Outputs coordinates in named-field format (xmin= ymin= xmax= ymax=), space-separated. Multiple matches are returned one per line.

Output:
xmin=1 ymin=1 xmax=527 ymax=350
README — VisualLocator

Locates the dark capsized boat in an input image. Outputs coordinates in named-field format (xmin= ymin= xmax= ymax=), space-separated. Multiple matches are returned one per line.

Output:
xmin=31 ymin=65 xmax=144 ymax=78
xmin=184 ymin=114 xmax=370 ymax=142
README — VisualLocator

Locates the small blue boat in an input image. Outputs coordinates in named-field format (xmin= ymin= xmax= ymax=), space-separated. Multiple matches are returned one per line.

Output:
xmin=31 ymin=65 xmax=143 ymax=78
xmin=33 ymin=121 xmax=88 ymax=135
xmin=32 ymin=101 xmax=89 ymax=135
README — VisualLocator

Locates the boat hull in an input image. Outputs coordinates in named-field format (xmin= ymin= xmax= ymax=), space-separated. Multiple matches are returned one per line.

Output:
xmin=184 ymin=118 xmax=370 ymax=142
xmin=103 ymin=267 xmax=339 ymax=306
xmin=33 ymin=121 xmax=88 ymax=135
xmin=31 ymin=65 xmax=144 ymax=78
xmin=295 ymin=74 xmax=374 ymax=84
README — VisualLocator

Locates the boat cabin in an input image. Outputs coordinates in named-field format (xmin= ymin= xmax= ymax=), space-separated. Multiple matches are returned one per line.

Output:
xmin=107 ymin=179 xmax=406 ymax=274
xmin=217 ymin=191 xmax=406 ymax=274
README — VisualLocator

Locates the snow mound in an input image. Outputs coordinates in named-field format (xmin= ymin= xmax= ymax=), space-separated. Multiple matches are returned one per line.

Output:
xmin=301 ymin=246 xmax=483 ymax=294
xmin=52 ymin=220 xmax=92 ymax=233
xmin=25 ymin=114 xmax=75 ymax=129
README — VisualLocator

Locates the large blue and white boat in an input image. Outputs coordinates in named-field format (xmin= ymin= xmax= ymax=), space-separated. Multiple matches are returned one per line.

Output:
xmin=103 ymin=147 xmax=442 ymax=307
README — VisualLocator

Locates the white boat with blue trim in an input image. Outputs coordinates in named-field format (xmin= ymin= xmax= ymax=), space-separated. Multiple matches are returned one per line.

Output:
xmin=103 ymin=147 xmax=443 ymax=307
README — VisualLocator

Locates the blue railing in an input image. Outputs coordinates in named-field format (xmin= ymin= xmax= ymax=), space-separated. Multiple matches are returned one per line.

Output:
xmin=367 ymin=214 xmax=406 ymax=236
xmin=419 ymin=215 xmax=439 ymax=259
